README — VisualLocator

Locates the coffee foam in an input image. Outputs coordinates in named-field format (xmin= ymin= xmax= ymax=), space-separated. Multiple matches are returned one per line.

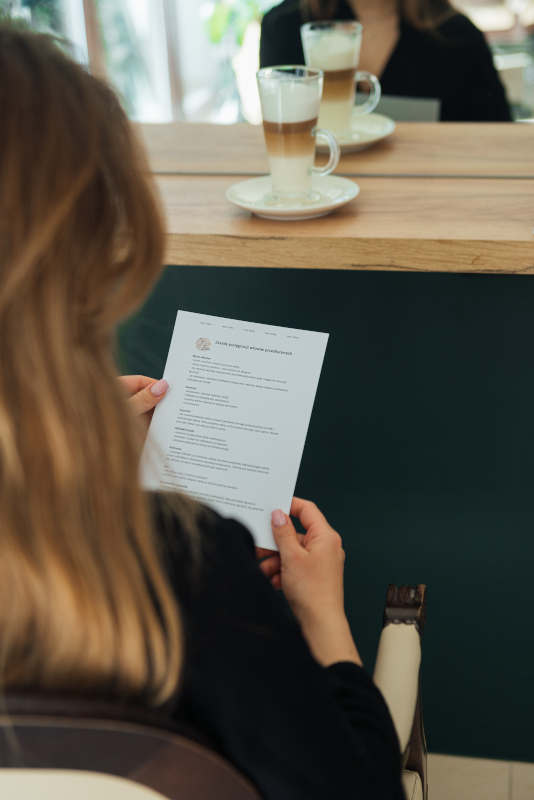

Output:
xmin=305 ymin=32 xmax=360 ymax=71
xmin=260 ymin=79 xmax=318 ymax=124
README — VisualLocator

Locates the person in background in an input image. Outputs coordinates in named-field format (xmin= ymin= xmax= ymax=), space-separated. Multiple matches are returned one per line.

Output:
xmin=0 ymin=24 xmax=404 ymax=800
xmin=260 ymin=0 xmax=512 ymax=121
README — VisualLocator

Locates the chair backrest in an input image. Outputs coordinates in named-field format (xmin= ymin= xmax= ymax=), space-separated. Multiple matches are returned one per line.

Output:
xmin=0 ymin=694 xmax=260 ymax=800
xmin=373 ymin=584 xmax=428 ymax=800
xmin=373 ymin=622 xmax=421 ymax=753
xmin=373 ymin=584 xmax=426 ymax=755
xmin=356 ymin=93 xmax=441 ymax=121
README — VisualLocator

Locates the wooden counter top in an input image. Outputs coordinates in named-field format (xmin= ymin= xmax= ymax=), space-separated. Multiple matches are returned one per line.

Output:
xmin=140 ymin=121 xmax=534 ymax=179
xmin=157 ymin=174 xmax=534 ymax=273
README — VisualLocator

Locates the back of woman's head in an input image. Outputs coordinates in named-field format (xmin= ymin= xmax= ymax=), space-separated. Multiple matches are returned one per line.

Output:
xmin=0 ymin=23 xmax=181 ymax=703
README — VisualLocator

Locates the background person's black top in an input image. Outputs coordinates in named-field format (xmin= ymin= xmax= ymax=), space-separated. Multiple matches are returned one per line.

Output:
xmin=260 ymin=0 xmax=512 ymax=121
xmin=154 ymin=495 xmax=404 ymax=799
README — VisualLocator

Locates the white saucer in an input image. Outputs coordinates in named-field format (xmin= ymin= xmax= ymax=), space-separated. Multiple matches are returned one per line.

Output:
xmin=318 ymin=111 xmax=395 ymax=154
xmin=226 ymin=175 xmax=359 ymax=221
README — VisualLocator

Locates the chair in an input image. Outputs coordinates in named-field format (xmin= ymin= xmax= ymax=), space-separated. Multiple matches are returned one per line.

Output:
xmin=373 ymin=584 xmax=428 ymax=800
xmin=0 ymin=589 xmax=426 ymax=800
xmin=374 ymin=95 xmax=441 ymax=122
xmin=0 ymin=695 xmax=260 ymax=799
xmin=355 ymin=92 xmax=441 ymax=120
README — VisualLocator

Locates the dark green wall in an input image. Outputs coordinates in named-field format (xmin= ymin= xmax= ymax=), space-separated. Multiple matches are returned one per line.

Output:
xmin=118 ymin=266 xmax=534 ymax=762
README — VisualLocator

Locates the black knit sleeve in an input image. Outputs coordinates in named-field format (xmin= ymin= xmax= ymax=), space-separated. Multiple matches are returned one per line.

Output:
xmin=157 ymin=502 xmax=404 ymax=800
xmin=259 ymin=2 xmax=305 ymax=68
xmin=326 ymin=662 xmax=404 ymax=794
xmin=259 ymin=10 xmax=279 ymax=68
xmin=439 ymin=15 xmax=512 ymax=121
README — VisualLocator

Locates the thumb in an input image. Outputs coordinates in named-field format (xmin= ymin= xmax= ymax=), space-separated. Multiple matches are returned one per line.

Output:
xmin=130 ymin=379 xmax=168 ymax=416
xmin=271 ymin=510 xmax=301 ymax=558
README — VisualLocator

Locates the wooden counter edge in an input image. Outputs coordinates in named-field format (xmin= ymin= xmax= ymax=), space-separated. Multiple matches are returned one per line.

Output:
xmin=165 ymin=234 xmax=534 ymax=275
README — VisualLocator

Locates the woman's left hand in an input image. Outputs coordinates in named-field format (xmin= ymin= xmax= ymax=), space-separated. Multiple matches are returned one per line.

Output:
xmin=118 ymin=375 xmax=168 ymax=428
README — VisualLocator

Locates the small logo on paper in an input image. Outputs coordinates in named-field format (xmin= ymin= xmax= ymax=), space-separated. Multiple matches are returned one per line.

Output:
xmin=195 ymin=337 xmax=212 ymax=351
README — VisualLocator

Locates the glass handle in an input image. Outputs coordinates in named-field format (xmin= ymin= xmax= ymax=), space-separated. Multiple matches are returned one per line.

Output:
xmin=311 ymin=127 xmax=340 ymax=177
xmin=354 ymin=71 xmax=381 ymax=115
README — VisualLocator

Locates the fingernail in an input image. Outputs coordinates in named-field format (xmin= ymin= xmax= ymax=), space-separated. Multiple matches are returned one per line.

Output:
xmin=150 ymin=379 xmax=168 ymax=397
xmin=271 ymin=509 xmax=286 ymax=527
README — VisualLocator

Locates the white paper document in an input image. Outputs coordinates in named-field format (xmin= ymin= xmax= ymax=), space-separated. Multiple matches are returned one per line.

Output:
xmin=142 ymin=311 xmax=329 ymax=549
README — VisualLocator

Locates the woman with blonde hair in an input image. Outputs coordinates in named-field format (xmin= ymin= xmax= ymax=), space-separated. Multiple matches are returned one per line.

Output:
xmin=260 ymin=0 xmax=511 ymax=120
xmin=0 ymin=22 xmax=404 ymax=799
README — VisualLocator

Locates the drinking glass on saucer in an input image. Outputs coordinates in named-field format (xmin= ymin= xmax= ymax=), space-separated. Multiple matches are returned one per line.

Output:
xmin=227 ymin=65 xmax=359 ymax=220
xmin=256 ymin=65 xmax=340 ymax=205
xmin=301 ymin=21 xmax=381 ymax=137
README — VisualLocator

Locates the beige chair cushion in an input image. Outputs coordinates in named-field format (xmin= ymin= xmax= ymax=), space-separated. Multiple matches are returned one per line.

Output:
xmin=373 ymin=624 xmax=421 ymax=752
xmin=402 ymin=769 xmax=423 ymax=800
xmin=0 ymin=770 xmax=168 ymax=799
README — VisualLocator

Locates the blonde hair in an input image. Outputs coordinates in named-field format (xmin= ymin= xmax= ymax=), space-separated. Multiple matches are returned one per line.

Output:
xmin=301 ymin=0 xmax=456 ymax=29
xmin=0 ymin=24 xmax=183 ymax=704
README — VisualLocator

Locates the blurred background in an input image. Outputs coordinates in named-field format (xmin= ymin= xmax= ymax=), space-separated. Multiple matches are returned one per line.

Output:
xmin=1 ymin=0 xmax=533 ymax=123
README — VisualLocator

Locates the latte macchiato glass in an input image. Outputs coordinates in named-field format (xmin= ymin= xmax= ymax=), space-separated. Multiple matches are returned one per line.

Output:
xmin=301 ymin=21 xmax=381 ymax=136
xmin=257 ymin=66 xmax=340 ymax=202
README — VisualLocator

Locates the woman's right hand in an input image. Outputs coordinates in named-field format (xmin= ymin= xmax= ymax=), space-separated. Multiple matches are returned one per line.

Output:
xmin=270 ymin=498 xmax=362 ymax=668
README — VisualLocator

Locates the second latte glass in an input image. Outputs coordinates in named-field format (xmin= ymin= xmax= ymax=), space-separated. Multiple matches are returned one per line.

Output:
xmin=301 ymin=21 xmax=381 ymax=136
xmin=257 ymin=66 xmax=340 ymax=203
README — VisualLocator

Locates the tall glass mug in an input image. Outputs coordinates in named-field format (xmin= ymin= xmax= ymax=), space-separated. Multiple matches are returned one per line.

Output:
xmin=301 ymin=21 xmax=381 ymax=136
xmin=256 ymin=66 xmax=340 ymax=203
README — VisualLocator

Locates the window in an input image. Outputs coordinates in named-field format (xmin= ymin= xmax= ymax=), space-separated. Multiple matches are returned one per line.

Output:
xmin=2 ymin=0 xmax=280 ymax=122
xmin=4 ymin=0 xmax=533 ymax=121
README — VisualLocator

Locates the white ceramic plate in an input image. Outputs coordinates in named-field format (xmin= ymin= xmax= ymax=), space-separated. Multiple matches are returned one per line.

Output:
xmin=318 ymin=111 xmax=395 ymax=154
xmin=226 ymin=175 xmax=360 ymax=221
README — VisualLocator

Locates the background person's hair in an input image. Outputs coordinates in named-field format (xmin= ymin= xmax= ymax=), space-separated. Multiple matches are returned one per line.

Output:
xmin=300 ymin=0 xmax=456 ymax=29
xmin=0 ymin=23 xmax=183 ymax=704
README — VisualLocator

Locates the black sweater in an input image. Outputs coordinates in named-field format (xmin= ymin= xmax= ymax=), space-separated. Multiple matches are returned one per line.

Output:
xmin=155 ymin=497 xmax=404 ymax=799
xmin=260 ymin=0 xmax=512 ymax=121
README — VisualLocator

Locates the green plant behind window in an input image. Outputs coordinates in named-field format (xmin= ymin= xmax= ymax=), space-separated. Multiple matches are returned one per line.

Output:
xmin=1 ymin=0 xmax=62 ymax=32
xmin=207 ymin=0 xmax=277 ymax=47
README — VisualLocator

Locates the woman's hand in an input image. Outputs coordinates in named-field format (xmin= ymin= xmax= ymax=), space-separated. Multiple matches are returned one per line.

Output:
xmin=118 ymin=375 xmax=168 ymax=429
xmin=264 ymin=498 xmax=362 ymax=667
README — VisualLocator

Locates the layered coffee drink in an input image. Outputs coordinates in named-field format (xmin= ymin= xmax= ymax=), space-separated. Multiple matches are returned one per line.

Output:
xmin=261 ymin=82 xmax=318 ymax=197
xmin=302 ymin=22 xmax=381 ymax=136
xmin=303 ymin=33 xmax=358 ymax=134
xmin=257 ymin=66 xmax=340 ymax=202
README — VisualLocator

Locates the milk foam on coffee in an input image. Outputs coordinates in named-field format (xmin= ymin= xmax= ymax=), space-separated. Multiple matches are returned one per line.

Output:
xmin=304 ymin=32 xmax=360 ymax=133
xmin=260 ymin=79 xmax=319 ymax=196
xmin=305 ymin=32 xmax=360 ymax=71
xmin=260 ymin=78 xmax=319 ymax=124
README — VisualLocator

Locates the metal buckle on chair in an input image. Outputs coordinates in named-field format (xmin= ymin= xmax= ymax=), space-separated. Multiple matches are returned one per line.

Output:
xmin=384 ymin=584 xmax=427 ymax=634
